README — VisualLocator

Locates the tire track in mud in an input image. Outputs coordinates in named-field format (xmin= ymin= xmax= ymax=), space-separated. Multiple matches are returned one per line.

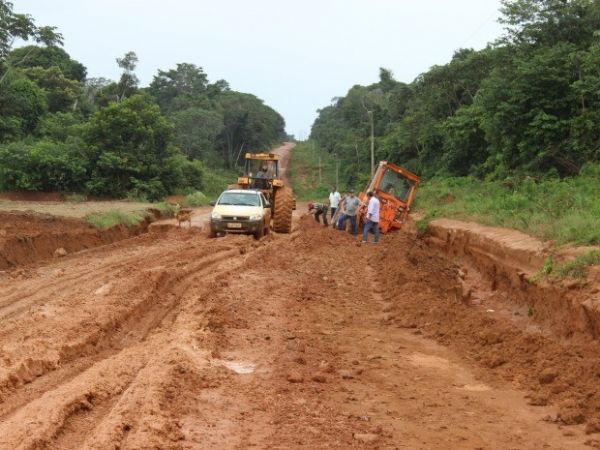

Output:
xmin=0 ymin=235 xmax=255 ymax=447
xmin=3 ymin=207 xmax=594 ymax=448
xmin=0 ymin=233 xmax=204 ymax=320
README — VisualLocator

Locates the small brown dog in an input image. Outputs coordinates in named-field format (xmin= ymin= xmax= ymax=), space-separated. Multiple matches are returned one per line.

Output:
xmin=176 ymin=208 xmax=193 ymax=228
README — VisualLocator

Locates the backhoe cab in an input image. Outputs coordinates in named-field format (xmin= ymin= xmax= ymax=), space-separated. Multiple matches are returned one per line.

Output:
xmin=358 ymin=161 xmax=421 ymax=233
xmin=229 ymin=153 xmax=294 ymax=233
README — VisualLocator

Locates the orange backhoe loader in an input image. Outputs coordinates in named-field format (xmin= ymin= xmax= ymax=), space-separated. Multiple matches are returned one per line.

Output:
xmin=358 ymin=161 xmax=421 ymax=233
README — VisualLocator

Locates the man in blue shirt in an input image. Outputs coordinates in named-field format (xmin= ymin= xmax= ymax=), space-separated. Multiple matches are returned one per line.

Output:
xmin=362 ymin=191 xmax=380 ymax=243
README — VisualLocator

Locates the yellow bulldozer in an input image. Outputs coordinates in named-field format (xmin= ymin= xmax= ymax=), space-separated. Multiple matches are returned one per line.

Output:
xmin=229 ymin=152 xmax=294 ymax=233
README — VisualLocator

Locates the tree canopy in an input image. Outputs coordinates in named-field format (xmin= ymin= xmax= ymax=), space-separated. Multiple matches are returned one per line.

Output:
xmin=310 ymin=0 xmax=600 ymax=185
xmin=0 ymin=1 xmax=286 ymax=198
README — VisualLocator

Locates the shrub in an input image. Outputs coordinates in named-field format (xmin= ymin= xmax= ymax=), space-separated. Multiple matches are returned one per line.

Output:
xmin=86 ymin=209 xmax=148 ymax=229
xmin=0 ymin=140 xmax=87 ymax=191
xmin=185 ymin=191 xmax=208 ymax=207
xmin=153 ymin=202 xmax=179 ymax=217
xmin=128 ymin=177 xmax=166 ymax=202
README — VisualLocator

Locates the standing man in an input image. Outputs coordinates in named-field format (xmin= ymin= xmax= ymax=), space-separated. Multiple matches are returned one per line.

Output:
xmin=362 ymin=191 xmax=380 ymax=244
xmin=329 ymin=186 xmax=341 ymax=222
xmin=336 ymin=189 xmax=361 ymax=235
xmin=308 ymin=202 xmax=329 ymax=226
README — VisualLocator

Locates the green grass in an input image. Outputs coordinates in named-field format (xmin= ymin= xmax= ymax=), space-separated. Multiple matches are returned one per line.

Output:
xmin=86 ymin=209 xmax=149 ymax=229
xmin=201 ymin=167 xmax=238 ymax=199
xmin=184 ymin=191 xmax=209 ymax=207
xmin=414 ymin=164 xmax=600 ymax=246
xmin=531 ymin=250 xmax=600 ymax=281
xmin=153 ymin=202 xmax=179 ymax=218
xmin=64 ymin=193 xmax=87 ymax=203
xmin=289 ymin=141 xmax=338 ymax=201
xmin=169 ymin=167 xmax=236 ymax=202
xmin=554 ymin=250 xmax=600 ymax=279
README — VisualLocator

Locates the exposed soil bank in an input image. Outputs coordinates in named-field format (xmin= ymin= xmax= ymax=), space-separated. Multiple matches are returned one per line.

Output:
xmin=0 ymin=211 xmax=155 ymax=270
xmin=372 ymin=225 xmax=600 ymax=436
xmin=428 ymin=218 xmax=600 ymax=341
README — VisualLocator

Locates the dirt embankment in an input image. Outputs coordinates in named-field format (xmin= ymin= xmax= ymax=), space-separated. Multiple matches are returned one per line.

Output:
xmin=380 ymin=219 xmax=600 ymax=432
xmin=428 ymin=219 xmax=600 ymax=341
xmin=0 ymin=211 xmax=155 ymax=270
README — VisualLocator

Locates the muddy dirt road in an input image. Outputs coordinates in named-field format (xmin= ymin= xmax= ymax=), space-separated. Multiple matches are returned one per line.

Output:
xmin=0 ymin=213 xmax=598 ymax=449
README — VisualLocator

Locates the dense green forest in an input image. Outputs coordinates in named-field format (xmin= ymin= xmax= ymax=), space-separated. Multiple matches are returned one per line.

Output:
xmin=310 ymin=0 xmax=600 ymax=185
xmin=0 ymin=1 xmax=286 ymax=200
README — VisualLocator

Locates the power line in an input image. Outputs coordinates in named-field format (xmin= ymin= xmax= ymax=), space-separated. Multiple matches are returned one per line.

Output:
xmin=458 ymin=8 xmax=501 ymax=49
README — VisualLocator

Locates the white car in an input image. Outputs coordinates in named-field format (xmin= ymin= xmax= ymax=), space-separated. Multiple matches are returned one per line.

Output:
xmin=209 ymin=189 xmax=272 ymax=239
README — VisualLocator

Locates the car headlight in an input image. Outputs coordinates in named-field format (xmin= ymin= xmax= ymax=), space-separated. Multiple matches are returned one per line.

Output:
xmin=249 ymin=214 xmax=262 ymax=221
xmin=211 ymin=212 xmax=222 ymax=220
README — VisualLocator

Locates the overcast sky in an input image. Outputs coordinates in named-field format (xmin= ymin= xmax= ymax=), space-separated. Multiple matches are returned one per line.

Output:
xmin=17 ymin=0 xmax=505 ymax=138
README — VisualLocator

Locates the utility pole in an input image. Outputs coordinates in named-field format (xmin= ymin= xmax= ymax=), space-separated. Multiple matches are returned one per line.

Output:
xmin=318 ymin=156 xmax=322 ymax=184
xmin=333 ymin=152 xmax=339 ymax=188
xmin=368 ymin=110 xmax=375 ymax=176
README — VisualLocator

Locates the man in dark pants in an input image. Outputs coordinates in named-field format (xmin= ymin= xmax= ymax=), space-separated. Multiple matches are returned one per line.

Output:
xmin=308 ymin=202 xmax=328 ymax=226
xmin=336 ymin=189 xmax=360 ymax=235
xmin=362 ymin=191 xmax=380 ymax=243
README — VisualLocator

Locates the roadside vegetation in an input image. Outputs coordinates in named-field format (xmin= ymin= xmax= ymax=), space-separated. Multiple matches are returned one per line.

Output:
xmin=0 ymin=1 xmax=287 ymax=201
xmin=415 ymin=163 xmax=600 ymax=245
xmin=85 ymin=209 xmax=150 ymax=229
xmin=198 ymin=167 xmax=238 ymax=199
xmin=554 ymin=250 xmax=600 ymax=278
xmin=153 ymin=202 xmax=179 ymax=217
xmin=533 ymin=250 xmax=600 ymax=281
xmin=289 ymin=142 xmax=339 ymax=200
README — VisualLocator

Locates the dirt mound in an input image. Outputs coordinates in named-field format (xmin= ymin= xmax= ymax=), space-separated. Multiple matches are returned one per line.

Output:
xmin=0 ymin=211 xmax=153 ymax=270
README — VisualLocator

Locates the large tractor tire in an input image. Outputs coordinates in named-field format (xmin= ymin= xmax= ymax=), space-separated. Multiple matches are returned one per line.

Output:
xmin=272 ymin=186 xmax=293 ymax=233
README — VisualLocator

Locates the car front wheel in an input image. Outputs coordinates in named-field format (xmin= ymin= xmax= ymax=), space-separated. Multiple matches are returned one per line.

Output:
xmin=254 ymin=220 xmax=265 ymax=240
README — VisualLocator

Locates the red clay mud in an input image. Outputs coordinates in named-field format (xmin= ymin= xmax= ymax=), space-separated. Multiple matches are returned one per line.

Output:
xmin=0 ymin=210 xmax=154 ymax=270
xmin=0 ymin=211 xmax=597 ymax=448
xmin=428 ymin=219 xmax=600 ymax=340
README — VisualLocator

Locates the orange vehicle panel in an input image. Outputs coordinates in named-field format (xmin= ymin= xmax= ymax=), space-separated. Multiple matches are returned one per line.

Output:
xmin=358 ymin=161 xmax=421 ymax=233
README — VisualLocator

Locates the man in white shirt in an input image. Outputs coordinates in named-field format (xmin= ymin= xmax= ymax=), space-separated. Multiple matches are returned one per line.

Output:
xmin=328 ymin=186 xmax=341 ymax=221
xmin=362 ymin=191 xmax=380 ymax=243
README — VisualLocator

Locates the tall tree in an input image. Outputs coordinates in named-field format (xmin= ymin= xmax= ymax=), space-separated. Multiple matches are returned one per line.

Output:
xmin=148 ymin=63 xmax=209 ymax=112
xmin=116 ymin=51 xmax=139 ymax=102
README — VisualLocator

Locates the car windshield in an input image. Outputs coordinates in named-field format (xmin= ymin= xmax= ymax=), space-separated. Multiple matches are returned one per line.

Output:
xmin=217 ymin=192 xmax=261 ymax=207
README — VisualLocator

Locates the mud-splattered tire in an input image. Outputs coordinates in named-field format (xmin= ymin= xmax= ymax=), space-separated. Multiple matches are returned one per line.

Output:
xmin=272 ymin=186 xmax=293 ymax=233
xmin=253 ymin=226 xmax=263 ymax=240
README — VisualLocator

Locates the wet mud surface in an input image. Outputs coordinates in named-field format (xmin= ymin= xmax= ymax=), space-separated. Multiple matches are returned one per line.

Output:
xmin=0 ymin=212 xmax=598 ymax=449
